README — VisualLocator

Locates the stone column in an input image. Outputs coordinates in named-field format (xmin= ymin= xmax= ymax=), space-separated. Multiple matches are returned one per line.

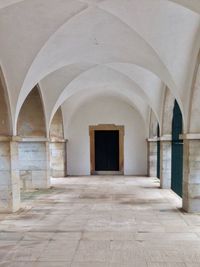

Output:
xmin=148 ymin=139 xmax=157 ymax=177
xmin=182 ymin=134 xmax=200 ymax=212
xmin=160 ymin=135 xmax=172 ymax=189
xmin=0 ymin=137 xmax=20 ymax=213
xmin=50 ymin=139 xmax=67 ymax=177
xmin=18 ymin=138 xmax=50 ymax=190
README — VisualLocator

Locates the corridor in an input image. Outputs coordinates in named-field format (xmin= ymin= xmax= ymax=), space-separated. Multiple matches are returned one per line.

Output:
xmin=0 ymin=176 xmax=200 ymax=267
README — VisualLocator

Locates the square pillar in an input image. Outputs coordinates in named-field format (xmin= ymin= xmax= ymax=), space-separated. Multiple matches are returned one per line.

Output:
xmin=182 ymin=135 xmax=200 ymax=212
xmin=0 ymin=137 xmax=20 ymax=213
xmin=148 ymin=139 xmax=157 ymax=177
xmin=19 ymin=138 xmax=50 ymax=190
xmin=160 ymin=136 xmax=172 ymax=189
xmin=50 ymin=139 xmax=67 ymax=177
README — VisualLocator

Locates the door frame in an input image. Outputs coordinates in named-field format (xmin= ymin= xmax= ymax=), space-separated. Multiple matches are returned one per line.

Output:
xmin=89 ymin=124 xmax=124 ymax=175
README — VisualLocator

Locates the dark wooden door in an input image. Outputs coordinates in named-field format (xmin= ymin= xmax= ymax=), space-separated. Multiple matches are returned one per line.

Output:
xmin=157 ymin=124 xmax=160 ymax=179
xmin=171 ymin=100 xmax=183 ymax=197
xmin=95 ymin=130 xmax=119 ymax=171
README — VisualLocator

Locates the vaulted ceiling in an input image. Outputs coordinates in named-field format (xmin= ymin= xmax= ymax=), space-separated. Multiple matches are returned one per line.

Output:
xmin=0 ymin=0 xmax=199 ymax=134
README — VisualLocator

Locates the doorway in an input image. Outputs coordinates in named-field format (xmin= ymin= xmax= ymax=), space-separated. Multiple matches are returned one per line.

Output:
xmin=89 ymin=124 xmax=124 ymax=175
xmin=95 ymin=130 xmax=119 ymax=171
xmin=171 ymin=100 xmax=183 ymax=197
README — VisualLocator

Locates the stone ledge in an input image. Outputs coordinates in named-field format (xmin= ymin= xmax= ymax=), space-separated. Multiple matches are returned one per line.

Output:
xmin=147 ymin=138 xmax=158 ymax=142
xmin=148 ymin=135 xmax=172 ymax=142
xmin=0 ymin=136 xmax=49 ymax=142
xmin=181 ymin=134 xmax=200 ymax=140
xmin=0 ymin=136 xmax=13 ymax=142
xmin=50 ymin=138 xmax=68 ymax=143
xmin=160 ymin=135 xmax=172 ymax=141
xmin=0 ymin=136 xmax=68 ymax=143
xmin=18 ymin=137 xmax=49 ymax=142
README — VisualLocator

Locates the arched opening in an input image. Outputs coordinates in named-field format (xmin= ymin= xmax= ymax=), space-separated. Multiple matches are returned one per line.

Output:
xmin=0 ymin=67 xmax=20 ymax=212
xmin=157 ymin=124 xmax=160 ymax=179
xmin=171 ymin=100 xmax=183 ymax=197
xmin=49 ymin=107 xmax=64 ymax=140
xmin=49 ymin=107 xmax=67 ymax=177
xmin=0 ymin=68 xmax=12 ymax=136
xmin=66 ymin=94 xmax=147 ymax=176
xmin=17 ymin=86 xmax=46 ymax=137
xmin=17 ymin=86 xmax=49 ymax=190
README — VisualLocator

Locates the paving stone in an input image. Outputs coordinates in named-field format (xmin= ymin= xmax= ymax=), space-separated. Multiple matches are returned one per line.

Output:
xmin=0 ymin=176 xmax=199 ymax=266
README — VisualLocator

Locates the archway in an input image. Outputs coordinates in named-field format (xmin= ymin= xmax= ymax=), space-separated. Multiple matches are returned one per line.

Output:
xmin=49 ymin=107 xmax=67 ymax=177
xmin=0 ymin=67 xmax=20 ymax=212
xmin=66 ymin=94 xmax=147 ymax=176
xmin=171 ymin=100 xmax=183 ymax=197
xmin=17 ymin=86 xmax=46 ymax=137
xmin=0 ymin=68 xmax=12 ymax=136
xmin=17 ymin=86 xmax=49 ymax=190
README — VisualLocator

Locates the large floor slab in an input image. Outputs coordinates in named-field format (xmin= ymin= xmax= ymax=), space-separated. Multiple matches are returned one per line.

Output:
xmin=0 ymin=176 xmax=200 ymax=267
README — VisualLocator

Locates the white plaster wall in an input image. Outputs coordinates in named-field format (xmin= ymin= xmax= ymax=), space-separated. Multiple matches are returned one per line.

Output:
xmin=66 ymin=96 xmax=147 ymax=176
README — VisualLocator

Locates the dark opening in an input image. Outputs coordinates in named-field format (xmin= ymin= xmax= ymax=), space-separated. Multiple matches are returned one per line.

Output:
xmin=95 ymin=130 xmax=119 ymax=171
xmin=171 ymin=100 xmax=183 ymax=197
xmin=157 ymin=124 xmax=160 ymax=179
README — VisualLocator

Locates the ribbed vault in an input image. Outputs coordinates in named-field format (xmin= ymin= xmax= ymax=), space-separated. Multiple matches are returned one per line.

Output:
xmin=0 ymin=0 xmax=199 ymax=134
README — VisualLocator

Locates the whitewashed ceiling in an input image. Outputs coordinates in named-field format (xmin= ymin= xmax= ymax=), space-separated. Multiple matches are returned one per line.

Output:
xmin=0 ymin=0 xmax=199 ymax=133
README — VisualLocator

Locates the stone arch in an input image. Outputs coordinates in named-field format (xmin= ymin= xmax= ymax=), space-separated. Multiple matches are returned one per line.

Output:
xmin=49 ymin=107 xmax=67 ymax=178
xmin=161 ymin=87 xmax=176 ymax=136
xmin=149 ymin=109 xmax=159 ymax=139
xmin=159 ymin=87 xmax=175 ymax=189
xmin=17 ymin=85 xmax=46 ymax=137
xmin=49 ymin=107 xmax=64 ymax=139
xmin=66 ymin=94 xmax=147 ymax=176
xmin=160 ymin=89 xmax=184 ymax=191
xmin=0 ymin=67 xmax=12 ymax=136
xmin=0 ymin=67 xmax=19 ymax=213
xmin=17 ymin=85 xmax=49 ymax=191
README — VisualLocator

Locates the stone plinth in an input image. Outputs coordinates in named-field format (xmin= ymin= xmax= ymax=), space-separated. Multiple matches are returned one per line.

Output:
xmin=19 ymin=138 xmax=50 ymax=190
xmin=182 ymin=134 xmax=200 ymax=212
xmin=148 ymin=139 xmax=157 ymax=177
xmin=160 ymin=136 xmax=172 ymax=189
xmin=0 ymin=138 xmax=20 ymax=212
xmin=50 ymin=139 xmax=67 ymax=177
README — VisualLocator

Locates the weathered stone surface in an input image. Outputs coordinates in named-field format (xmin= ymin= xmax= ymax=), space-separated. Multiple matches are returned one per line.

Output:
xmin=50 ymin=107 xmax=64 ymax=139
xmin=0 ymin=141 xmax=20 ymax=213
xmin=50 ymin=142 xmax=66 ymax=177
xmin=160 ymin=140 xmax=171 ymax=189
xmin=148 ymin=141 xmax=157 ymax=177
xmin=17 ymin=87 xmax=46 ymax=137
xmin=0 ymin=176 xmax=200 ymax=266
xmin=19 ymin=142 xmax=50 ymax=190
xmin=183 ymin=139 xmax=200 ymax=212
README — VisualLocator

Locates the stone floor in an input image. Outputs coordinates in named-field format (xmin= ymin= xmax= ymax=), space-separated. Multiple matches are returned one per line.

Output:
xmin=0 ymin=176 xmax=200 ymax=267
